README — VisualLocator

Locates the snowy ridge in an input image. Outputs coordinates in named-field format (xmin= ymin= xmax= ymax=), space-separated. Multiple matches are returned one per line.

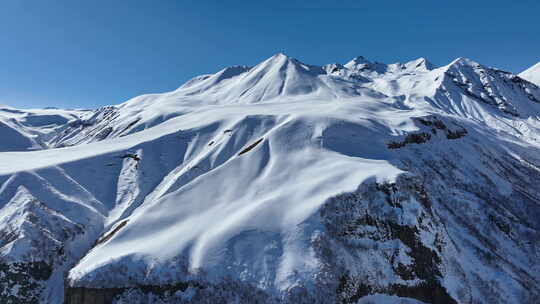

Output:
xmin=175 ymin=53 xmax=329 ymax=103
xmin=0 ymin=106 xmax=87 ymax=151
xmin=1 ymin=54 xmax=540 ymax=303
xmin=39 ymin=54 xmax=540 ymax=148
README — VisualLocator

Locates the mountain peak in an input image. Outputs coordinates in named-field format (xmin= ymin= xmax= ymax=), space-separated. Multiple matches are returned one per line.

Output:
xmin=406 ymin=57 xmax=435 ymax=71
xmin=344 ymin=56 xmax=371 ymax=67
xmin=264 ymin=52 xmax=301 ymax=65
xmin=348 ymin=55 xmax=369 ymax=63
xmin=270 ymin=52 xmax=289 ymax=59
xmin=441 ymin=57 xmax=484 ymax=75
xmin=258 ymin=53 xmax=311 ymax=70
xmin=447 ymin=57 xmax=479 ymax=67
xmin=343 ymin=56 xmax=388 ymax=74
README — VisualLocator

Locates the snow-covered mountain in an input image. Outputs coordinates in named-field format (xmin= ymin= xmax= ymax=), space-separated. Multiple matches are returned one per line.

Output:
xmin=1 ymin=54 xmax=540 ymax=304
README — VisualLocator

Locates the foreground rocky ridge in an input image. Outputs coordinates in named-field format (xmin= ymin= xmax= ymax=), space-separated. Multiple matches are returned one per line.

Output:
xmin=1 ymin=54 xmax=540 ymax=303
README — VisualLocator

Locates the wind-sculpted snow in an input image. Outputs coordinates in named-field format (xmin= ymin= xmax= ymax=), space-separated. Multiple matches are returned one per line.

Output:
xmin=1 ymin=54 xmax=540 ymax=303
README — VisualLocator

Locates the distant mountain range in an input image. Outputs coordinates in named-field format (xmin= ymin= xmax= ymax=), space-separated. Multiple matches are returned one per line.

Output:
xmin=1 ymin=54 xmax=540 ymax=304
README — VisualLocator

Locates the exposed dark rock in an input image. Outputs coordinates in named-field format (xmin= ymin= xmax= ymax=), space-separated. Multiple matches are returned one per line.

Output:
xmin=95 ymin=126 xmax=113 ymax=140
xmin=94 ymin=220 xmax=129 ymax=246
xmin=64 ymin=279 xmax=282 ymax=304
xmin=64 ymin=286 xmax=125 ymax=304
xmin=121 ymin=153 xmax=140 ymax=161
xmin=320 ymin=176 xmax=456 ymax=304
xmin=0 ymin=261 xmax=53 ymax=304
xmin=387 ymin=132 xmax=432 ymax=149
xmin=446 ymin=128 xmax=467 ymax=139
xmin=238 ymin=138 xmax=264 ymax=155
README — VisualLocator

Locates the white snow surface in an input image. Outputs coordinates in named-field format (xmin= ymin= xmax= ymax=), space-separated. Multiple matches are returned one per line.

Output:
xmin=520 ymin=62 xmax=540 ymax=86
xmin=1 ymin=53 xmax=540 ymax=303
xmin=0 ymin=105 xmax=87 ymax=151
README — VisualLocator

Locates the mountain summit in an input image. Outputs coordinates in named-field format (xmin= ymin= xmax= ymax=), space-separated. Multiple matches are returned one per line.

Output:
xmin=1 ymin=54 xmax=540 ymax=304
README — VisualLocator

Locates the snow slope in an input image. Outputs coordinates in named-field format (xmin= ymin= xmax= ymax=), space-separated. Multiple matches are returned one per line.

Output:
xmin=519 ymin=62 xmax=540 ymax=86
xmin=0 ymin=105 xmax=87 ymax=151
xmin=1 ymin=54 xmax=540 ymax=304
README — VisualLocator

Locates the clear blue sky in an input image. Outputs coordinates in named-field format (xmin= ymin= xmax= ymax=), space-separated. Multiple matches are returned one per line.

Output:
xmin=1 ymin=0 xmax=539 ymax=109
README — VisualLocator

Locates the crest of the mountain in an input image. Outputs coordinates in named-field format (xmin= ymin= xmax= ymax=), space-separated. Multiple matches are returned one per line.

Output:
xmin=346 ymin=56 xmax=434 ymax=74
xmin=398 ymin=57 xmax=435 ymax=72
xmin=344 ymin=55 xmax=389 ymax=75
xmin=179 ymin=65 xmax=251 ymax=91
xmin=175 ymin=53 xmax=328 ymax=103
xmin=427 ymin=58 xmax=540 ymax=117
xmin=0 ymin=106 xmax=86 ymax=150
